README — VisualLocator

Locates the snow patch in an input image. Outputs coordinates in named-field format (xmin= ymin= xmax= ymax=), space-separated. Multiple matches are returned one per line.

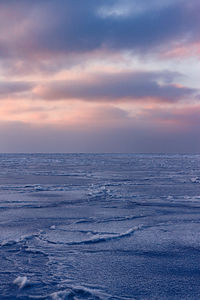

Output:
xmin=13 ymin=276 xmax=29 ymax=289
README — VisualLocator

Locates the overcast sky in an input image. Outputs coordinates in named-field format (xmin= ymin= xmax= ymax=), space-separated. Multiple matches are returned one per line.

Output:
xmin=1 ymin=0 xmax=200 ymax=153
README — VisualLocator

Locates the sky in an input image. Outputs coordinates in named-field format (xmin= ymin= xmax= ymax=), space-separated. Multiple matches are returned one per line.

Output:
xmin=0 ymin=0 xmax=200 ymax=153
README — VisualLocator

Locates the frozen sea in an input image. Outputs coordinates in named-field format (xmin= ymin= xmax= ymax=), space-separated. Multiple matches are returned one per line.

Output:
xmin=0 ymin=154 xmax=200 ymax=300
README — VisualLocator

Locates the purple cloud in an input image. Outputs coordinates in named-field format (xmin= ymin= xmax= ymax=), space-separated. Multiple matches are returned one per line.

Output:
xmin=35 ymin=71 xmax=197 ymax=103
xmin=0 ymin=81 xmax=34 ymax=98
xmin=0 ymin=0 xmax=199 ymax=60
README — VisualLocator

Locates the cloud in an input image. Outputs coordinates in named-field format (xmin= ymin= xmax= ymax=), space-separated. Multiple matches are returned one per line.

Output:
xmin=1 ymin=70 xmax=195 ymax=104
xmin=162 ymin=43 xmax=200 ymax=59
xmin=0 ymin=0 xmax=199 ymax=78
xmin=0 ymin=81 xmax=34 ymax=98
xmin=0 ymin=0 xmax=199 ymax=61
xmin=0 ymin=1 xmax=199 ymax=153
xmin=141 ymin=105 xmax=200 ymax=128
xmin=35 ymin=71 xmax=197 ymax=103
xmin=1 ymin=103 xmax=200 ymax=153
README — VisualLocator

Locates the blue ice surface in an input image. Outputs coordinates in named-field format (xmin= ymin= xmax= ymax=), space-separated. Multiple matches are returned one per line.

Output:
xmin=0 ymin=153 xmax=200 ymax=299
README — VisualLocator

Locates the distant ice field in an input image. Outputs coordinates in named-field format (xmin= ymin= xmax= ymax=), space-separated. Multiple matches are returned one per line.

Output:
xmin=0 ymin=154 xmax=200 ymax=299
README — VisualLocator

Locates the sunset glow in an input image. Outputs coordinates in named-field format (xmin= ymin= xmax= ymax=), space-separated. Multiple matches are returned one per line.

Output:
xmin=1 ymin=0 xmax=200 ymax=152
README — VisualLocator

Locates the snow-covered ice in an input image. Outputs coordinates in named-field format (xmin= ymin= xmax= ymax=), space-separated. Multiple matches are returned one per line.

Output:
xmin=0 ymin=153 xmax=200 ymax=299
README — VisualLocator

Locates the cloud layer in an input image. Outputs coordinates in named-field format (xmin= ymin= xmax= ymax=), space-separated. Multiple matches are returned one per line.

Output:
xmin=35 ymin=71 xmax=196 ymax=103
xmin=0 ymin=0 xmax=200 ymax=152
xmin=0 ymin=0 xmax=200 ymax=60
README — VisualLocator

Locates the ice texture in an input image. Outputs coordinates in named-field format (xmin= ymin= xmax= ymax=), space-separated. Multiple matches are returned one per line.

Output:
xmin=0 ymin=153 xmax=200 ymax=299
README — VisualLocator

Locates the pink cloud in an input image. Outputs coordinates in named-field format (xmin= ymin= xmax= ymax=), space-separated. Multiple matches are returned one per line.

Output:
xmin=162 ymin=43 xmax=200 ymax=59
